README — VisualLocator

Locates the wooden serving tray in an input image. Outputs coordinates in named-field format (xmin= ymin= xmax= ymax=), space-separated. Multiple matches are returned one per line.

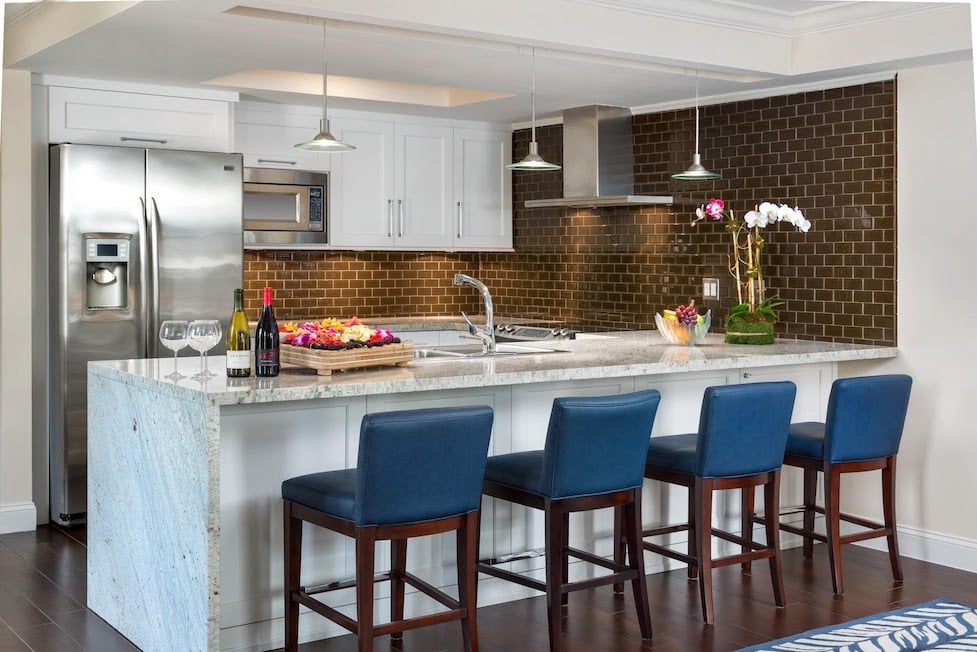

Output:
xmin=279 ymin=341 xmax=415 ymax=376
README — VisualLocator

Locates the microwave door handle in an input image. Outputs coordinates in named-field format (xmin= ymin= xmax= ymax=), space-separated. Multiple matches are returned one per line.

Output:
xmin=148 ymin=197 xmax=162 ymax=358
xmin=138 ymin=198 xmax=151 ymax=358
xmin=387 ymin=199 xmax=393 ymax=238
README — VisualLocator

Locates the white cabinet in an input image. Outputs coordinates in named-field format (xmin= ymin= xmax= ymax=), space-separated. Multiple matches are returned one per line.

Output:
xmin=329 ymin=118 xmax=454 ymax=249
xmin=234 ymin=104 xmax=331 ymax=172
xmin=330 ymin=117 xmax=512 ymax=251
xmin=328 ymin=118 xmax=396 ymax=247
xmin=48 ymin=86 xmax=232 ymax=152
xmin=454 ymin=128 xmax=512 ymax=249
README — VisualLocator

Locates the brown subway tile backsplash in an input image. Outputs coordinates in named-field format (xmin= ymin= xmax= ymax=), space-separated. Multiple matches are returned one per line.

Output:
xmin=243 ymin=81 xmax=895 ymax=345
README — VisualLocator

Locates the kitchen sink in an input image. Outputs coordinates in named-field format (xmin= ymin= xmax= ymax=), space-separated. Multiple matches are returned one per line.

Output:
xmin=413 ymin=343 xmax=567 ymax=360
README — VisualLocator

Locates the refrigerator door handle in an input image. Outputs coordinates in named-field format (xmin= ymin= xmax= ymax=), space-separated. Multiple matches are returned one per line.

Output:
xmin=138 ymin=197 xmax=151 ymax=357
xmin=148 ymin=197 xmax=162 ymax=358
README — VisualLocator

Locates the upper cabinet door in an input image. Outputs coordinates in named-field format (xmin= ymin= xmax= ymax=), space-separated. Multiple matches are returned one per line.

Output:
xmin=328 ymin=118 xmax=396 ymax=248
xmin=453 ymin=129 xmax=512 ymax=250
xmin=394 ymin=123 xmax=454 ymax=249
xmin=48 ymin=86 xmax=232 ymax=152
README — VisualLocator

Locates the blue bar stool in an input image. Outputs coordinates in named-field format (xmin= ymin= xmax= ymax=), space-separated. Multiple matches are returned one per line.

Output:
xmin=773 ymin=374 xmax=913 ymax=594
xmin=478 ymin=390 xmax=662 ymax=652
xmin=282 ymin=405 xmax=494 ymax=652
xmin=626 ymin=382 xmax=796 ymax=624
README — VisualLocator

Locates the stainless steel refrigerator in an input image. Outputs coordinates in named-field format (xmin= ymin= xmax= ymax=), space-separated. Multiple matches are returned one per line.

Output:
xmin=49 ymin=144 xmax=243 ymax=525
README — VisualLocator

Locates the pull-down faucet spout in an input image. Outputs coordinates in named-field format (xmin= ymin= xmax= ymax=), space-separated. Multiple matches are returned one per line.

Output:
xmin=453 ymin=273 xmax=496 ymax=354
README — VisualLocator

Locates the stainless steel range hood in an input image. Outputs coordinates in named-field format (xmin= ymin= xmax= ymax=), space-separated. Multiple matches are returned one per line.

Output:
xmin=525 ymin=105 xmax=673 ymax=208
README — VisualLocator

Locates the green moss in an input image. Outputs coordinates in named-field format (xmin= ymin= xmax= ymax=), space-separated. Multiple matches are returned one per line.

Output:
xmin=724 ymin=316 xmax=775 ymax=345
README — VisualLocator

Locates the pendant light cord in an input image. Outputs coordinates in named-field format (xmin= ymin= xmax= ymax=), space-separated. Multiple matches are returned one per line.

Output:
xmin=694 ymin=72 xmax=700 ymax=156
xmin=530 ymin=47 xmax=537 ymax=143
xmin=322 ymin=22 xmax=329 ymax=126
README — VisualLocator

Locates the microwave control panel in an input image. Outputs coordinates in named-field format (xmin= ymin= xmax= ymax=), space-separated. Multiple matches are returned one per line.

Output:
xmin=309 ymin=186 xmax=324 ymax=229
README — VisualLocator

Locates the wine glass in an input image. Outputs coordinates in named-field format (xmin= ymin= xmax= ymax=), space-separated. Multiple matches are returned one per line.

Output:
xmin=188 ymin=319 xmax=222 ymax=380
xmin=159 ymin=320 xmax=189 ymax=380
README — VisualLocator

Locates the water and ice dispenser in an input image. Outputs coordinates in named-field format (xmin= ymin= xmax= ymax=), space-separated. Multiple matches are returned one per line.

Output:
xmin=85 ymin=235 xmax=130 ymax=310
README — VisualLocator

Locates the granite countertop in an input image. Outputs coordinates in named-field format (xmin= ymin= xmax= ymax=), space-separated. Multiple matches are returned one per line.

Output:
xmin=89 ymin=332 xmax=898 ymax=407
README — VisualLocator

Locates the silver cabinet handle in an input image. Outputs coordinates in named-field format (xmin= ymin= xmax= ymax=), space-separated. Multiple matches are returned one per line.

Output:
xmin=457 ymin=201 xmax=463 ymax=238
xmin=387 ymin=199 xmax=394 ymax=238
xmin=256 ymin=158 xmax=298 ymax=166
xmin=120 ymin=136 xmax=168 ymax=144
xmin=397 ymin=199 xmax=404 ymax=238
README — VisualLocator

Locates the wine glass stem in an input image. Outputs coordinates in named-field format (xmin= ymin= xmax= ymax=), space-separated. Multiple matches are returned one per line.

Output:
xmin=203 ymin=351 xmax=209 ymax=376
xmin=173 ymin=350 xmax=179 ymax=375
xmin=199 ymin=351 xmax=205 ymax=375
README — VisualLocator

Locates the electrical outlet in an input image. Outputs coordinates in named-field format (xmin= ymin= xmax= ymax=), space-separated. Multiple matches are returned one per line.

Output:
xmin=702 ymin=277 xmax=719 ymax=299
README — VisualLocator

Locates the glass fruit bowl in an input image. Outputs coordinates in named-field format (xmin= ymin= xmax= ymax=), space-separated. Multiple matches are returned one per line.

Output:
xmin=654 ymin=310 xmax=711 ymax=346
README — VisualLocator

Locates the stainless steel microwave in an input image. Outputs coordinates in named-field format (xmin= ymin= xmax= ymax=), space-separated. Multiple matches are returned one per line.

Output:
xmin=243 ymin=167 xmax=328 ymax=247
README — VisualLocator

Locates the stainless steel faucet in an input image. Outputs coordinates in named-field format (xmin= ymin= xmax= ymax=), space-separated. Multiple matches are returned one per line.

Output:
xmin=453 ymin=273 xmax=496 ymax=354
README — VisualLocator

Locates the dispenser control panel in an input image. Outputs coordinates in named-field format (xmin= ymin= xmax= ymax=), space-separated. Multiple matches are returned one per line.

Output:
xmin=85 ymin=237 xmax=130 ymax=263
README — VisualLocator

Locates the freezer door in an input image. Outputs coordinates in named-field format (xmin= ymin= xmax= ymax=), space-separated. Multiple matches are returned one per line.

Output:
xmin=146 ymin=149 xmax=243 ymax=356
xmin=49 ymin=144 xmax=147 ymax=523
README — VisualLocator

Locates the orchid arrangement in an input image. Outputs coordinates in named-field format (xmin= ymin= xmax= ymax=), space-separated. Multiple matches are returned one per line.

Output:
xmin=693 ymin=199 xmax=811 ymax=320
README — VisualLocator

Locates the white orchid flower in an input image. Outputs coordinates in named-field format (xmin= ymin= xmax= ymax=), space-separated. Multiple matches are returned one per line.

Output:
xmin=797 ymin=217 xmax=812 ymax=232
xmin=744 ymin=210 xmax=764 ymax=228
xmin=695 ymin=207 xmax=706 ymax=220
xmin=777 ymin=204 xmax=796 ymax=224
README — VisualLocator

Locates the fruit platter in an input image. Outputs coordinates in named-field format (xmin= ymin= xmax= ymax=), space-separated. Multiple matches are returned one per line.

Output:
xmin=278 ymin=317 xmax=414 ymax=376
xmin=654 ymin=301 xmax=711 ymax=346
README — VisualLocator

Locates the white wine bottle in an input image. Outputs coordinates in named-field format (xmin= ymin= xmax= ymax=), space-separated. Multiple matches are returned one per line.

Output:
xmin=226 ymin=288 xmax=251 ymax=378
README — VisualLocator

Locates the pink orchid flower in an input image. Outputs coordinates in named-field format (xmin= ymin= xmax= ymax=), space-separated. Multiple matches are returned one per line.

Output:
xmin=704 ymin=198 xmax=725 ymax=219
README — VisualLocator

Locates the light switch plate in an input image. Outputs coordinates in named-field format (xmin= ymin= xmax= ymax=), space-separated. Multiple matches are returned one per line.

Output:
xmin=702 ymin=277 xmax=719 ymax=299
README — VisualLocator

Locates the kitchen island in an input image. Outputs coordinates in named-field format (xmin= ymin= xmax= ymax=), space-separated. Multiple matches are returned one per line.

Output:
xmin=87 ymin=332 xmax=896 ymax=652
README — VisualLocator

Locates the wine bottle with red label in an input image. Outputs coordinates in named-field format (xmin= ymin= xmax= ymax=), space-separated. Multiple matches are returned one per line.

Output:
xmin=254 ymin=286 xmax=280 ymax=377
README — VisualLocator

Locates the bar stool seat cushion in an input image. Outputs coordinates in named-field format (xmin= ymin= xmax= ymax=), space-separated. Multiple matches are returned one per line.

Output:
xmin=283 ymin=469 xmax=357 ymax=522
xmin=645 ymin=434 xmax=698 ymax=475
xmin=483 ymin=451 xmax=545 ymax=496
xmin=785 ymin=422 xmax=825 ymax=459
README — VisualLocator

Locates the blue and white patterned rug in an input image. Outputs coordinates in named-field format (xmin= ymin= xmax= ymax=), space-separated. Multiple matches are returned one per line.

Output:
xmin=739 ymin=599 xmax=977 ymax=651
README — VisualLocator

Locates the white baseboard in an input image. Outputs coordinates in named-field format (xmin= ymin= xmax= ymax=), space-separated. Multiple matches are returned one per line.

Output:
xmin=0 ymin=502 xmax=37 ymax=534
xmin=852 ymin=523 xmax=977 ymax=574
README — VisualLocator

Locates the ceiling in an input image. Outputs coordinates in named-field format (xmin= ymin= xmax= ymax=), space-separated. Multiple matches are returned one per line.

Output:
xmin=3 ymin=0 xmax=971 ymax=125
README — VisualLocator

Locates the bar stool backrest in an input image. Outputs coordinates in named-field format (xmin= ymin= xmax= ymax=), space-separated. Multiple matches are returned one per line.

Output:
xmin=824 ymin=374 xmax=913 ymax=463
xmin=540 ymin=390 xmax=661 ymax=499
xmin=696 ymin=382 xmax=797 ymax=478
xmin=354 ymin=405 xmax=494 ymax=526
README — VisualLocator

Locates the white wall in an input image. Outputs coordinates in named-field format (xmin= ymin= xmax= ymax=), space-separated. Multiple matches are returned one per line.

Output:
xmin=844 ymin=58 xmax=977 ymax=568
xmin=0 ymin=68 xmax=36 ymax=533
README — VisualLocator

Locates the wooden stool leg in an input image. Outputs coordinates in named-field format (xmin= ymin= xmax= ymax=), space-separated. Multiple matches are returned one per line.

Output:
xmin=802 ymin=467 xmax=817 ymax=559
xmin=391 ymin=537 xmax=407 ymax=639
xmin=882 ymin=456 xmax=903 ymax=582
xmin=624 ymin=492 xmax=653 ymax=639
xmin=823 ymin=464 xmax=844 ymax=595
xmin=283 ymin=501 xmax=303 ymax=652
xmin=355 ymin=529 xmax=377 ymax=652
xmin=741 ymin=485 xmax=755 ymax=573
xmin=695 ymin=478 xmax=715 ymax=624
xmin=545 ymin=502 xmax=566 ymax=652
xmin=687 ymin=485 xmax=698 ymax=579
xmin=612 ymin=505 xmax=626 ymax=594
xmin=457 ymin=512 xmax=480 ymax=652
xmin=764 ymin=472 xmax=786 ymax=608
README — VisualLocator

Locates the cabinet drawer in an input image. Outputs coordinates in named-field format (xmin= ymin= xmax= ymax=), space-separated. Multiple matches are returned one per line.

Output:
xmin=49 ymin=86 xmax=232 ymax=152
xmin=237 ymin=122 xmax=331 ymax=172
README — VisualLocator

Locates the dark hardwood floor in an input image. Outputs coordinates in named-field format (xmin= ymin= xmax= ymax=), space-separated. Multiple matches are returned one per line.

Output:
xmin=2 ymin=524 xmax=976 ymax=651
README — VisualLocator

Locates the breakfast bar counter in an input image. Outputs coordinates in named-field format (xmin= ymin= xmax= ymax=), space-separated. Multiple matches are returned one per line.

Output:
xmin=86 ymin=332 xmax=896 ymax=652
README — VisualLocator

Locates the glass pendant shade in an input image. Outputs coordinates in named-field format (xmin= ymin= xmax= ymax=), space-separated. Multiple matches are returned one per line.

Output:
xmin=295 ymin=23 xmax=355 ymax=152
xmin=295 ymin=118 xmax=355 ymax=152
xmin=507 ymin=142 xmax=561 ymax=171
xmin=506 ymin=47 xmax=560 ymax=172
xmin=672 ymin=76 xmax=719 ymax=181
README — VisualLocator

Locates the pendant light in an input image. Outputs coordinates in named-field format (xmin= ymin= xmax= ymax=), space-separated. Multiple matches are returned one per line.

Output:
xmin=506 ymin=47 xmax=560 ymax=171
xmin=295 ymin=22 xmax=355 ymax=152
xmin=672 ymin=72 xmax=720 ymax=181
